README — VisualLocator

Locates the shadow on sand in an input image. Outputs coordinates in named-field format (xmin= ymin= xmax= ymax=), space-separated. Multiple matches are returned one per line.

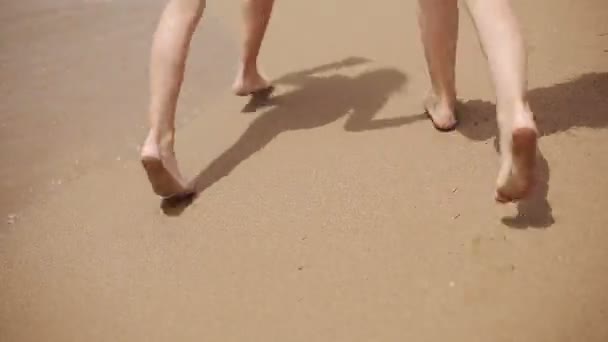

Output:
xmin=161 ymin=57 xmax=421 ymax=215
xmin=162 ymin=61 xmax=608 ymax=227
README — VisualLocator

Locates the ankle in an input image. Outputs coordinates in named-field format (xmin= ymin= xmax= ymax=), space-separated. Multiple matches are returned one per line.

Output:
xmin=147 ymin=127 xmax=175 ymax=149
xmin=498 ymin=101 xmax=536 ymax=131
xmin=427 ymin=90 xmax=456 ymax=114
xmin=240 ymin=60 xmax=260 ymax=78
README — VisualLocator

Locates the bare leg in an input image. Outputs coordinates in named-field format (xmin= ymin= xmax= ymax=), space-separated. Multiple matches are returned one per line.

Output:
xmin=464 ymin=0 xmax=538 ymax=202
xmin=232 ymin=0 xmax=275 ymax=96
xmin=418 ymin=0 xmax=459 ymax=131
xmin=141 ymin=0 xmax=205 ymax=198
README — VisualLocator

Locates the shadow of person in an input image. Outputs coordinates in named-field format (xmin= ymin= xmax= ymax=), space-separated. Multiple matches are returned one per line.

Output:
xmin=161 ymin=57 xmax=424 ymax=215
xmin=456 ymin=72 xmax=608 ymax=228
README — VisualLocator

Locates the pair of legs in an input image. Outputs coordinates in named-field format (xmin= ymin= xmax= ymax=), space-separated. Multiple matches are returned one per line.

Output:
xmin=141 ymin=0 xmax=536 ymax=202
xmin=419 ymin=0 xmax=538 ymax=202
xmin=141 ymin=0 xmax=275 ymax=198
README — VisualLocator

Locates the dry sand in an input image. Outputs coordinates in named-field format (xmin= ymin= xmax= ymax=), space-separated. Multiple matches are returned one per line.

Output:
xmin=1 ymin=0 xmax=608 ymax=341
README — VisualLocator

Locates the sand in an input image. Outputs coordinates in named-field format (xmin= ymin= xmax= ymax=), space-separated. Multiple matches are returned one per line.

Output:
xmin=1 ymin=0 xmax=608 ymax=341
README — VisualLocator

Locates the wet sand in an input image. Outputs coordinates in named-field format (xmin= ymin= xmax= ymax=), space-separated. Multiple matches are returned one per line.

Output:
xmin=1 ymin=0 xmax=608 ymax=341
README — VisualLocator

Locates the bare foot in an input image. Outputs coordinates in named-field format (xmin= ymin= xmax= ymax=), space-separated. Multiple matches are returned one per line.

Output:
xmin=424 ymin=92 xmax=458 ymax=131
xmin=232 ymin=66 xmax=272 ymax=96
xmin=495 ymin=113 xmax=538 ymax=203
xmin=140 ymin=131 xmax=191 ymax=198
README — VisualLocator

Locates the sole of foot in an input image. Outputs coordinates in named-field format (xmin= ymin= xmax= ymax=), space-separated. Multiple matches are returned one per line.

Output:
xmin=495 ymin=127 xmax=538 ymax=203
xmin=141 ymin=155 xmax=192 ymax=199
xmin=232 ymin=69 xmax=273 ymax=97
xmin=233 ymin=84 xmax=275 ymax=97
